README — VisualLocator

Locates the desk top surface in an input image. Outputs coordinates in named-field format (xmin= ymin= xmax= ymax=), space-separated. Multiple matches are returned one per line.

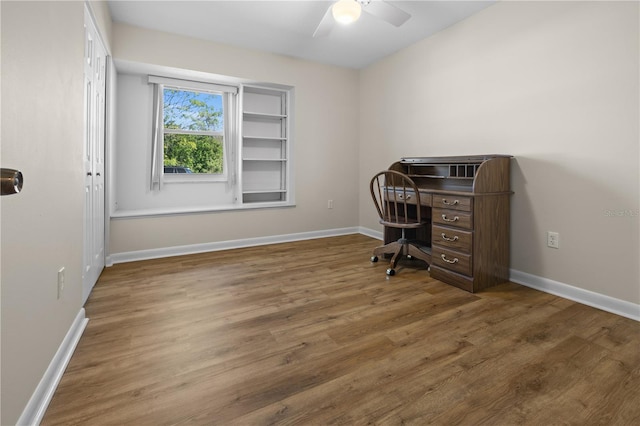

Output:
xmin=400 ymin=154 xmax=512 ymax=164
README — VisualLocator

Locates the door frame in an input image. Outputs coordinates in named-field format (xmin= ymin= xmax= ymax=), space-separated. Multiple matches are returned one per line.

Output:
xmin=83 ymin=3 xmax=111 ymax=304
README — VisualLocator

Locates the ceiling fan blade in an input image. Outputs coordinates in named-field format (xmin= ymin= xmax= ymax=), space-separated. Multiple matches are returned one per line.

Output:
xmin=364 ymin=1 xmax=411 ymax=27
xmin=313 ymin=4 xmax=335 ymax=38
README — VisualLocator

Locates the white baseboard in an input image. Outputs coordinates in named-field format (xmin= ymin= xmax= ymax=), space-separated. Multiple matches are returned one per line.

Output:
xmin=510 ymin=269 xmax=639 ymax=322
xmin=17 ymin=308 xmax=89 ymax=426
xmin=357 ymin=226 xmax=382 ymax=240
xmin=107 ymin=227 xmax=361 ymax=265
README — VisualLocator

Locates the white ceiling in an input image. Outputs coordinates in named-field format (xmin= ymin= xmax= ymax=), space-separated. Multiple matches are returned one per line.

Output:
xmin=108 ymin=0 xmax=497 ymax=69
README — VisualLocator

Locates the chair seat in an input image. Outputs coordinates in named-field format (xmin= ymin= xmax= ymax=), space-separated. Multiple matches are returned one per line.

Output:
xmin=379 ymin=219 xmax=427 ymax=229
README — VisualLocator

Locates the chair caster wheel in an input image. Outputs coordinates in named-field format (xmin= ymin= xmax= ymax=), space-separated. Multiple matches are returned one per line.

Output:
xmin=371 ymin=256 xmax=378 ymax=262
xmin=386 ymin=268 xmax=395 ymax=276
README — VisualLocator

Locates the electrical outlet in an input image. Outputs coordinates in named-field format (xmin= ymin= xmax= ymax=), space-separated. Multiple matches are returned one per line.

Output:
xmin=547 ymin=231 xmax=559 ymax=249
xmin=57 ymin=267 xmax=65 ymax=299
xmin=328 ymin=199 xmax=334 ymax=209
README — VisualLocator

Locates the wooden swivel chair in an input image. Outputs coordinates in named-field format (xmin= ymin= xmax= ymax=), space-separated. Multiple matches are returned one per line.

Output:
xmin=370 ymin=170 xmax=431 ymax=276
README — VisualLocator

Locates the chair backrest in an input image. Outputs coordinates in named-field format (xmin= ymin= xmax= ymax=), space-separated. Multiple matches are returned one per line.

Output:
xmin=370 ymin=170 xmax=424 ymax=228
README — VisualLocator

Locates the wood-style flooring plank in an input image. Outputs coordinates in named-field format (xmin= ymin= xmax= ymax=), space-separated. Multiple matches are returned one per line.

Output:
xmin=42 ymin=234 xmax=640 ymax=425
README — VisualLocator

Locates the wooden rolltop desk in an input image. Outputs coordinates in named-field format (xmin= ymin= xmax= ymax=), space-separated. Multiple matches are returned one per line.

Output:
xmin=386 ymin=155 xmax=513 ymax=292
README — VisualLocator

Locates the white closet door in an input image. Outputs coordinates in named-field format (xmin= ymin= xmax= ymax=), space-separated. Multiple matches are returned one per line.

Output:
xmin=82 ymin=6 xmax=106 ymax=304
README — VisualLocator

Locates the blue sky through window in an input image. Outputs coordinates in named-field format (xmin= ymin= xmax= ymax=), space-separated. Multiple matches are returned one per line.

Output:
xmin=163 ymin=88 xmax=223 ymax=132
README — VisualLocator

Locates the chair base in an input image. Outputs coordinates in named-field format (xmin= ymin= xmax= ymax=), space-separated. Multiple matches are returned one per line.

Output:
xmin=372 ymin=239 xmax=431 ymax=275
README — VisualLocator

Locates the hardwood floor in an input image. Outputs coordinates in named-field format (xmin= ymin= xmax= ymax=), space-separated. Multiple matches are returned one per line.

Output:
xmin=43 ymin=234 xmax=640 ymax=425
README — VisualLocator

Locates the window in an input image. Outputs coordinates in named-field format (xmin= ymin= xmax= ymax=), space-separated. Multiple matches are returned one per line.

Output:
xmin=163 ymin=88 xmax=225 ymax=176
xmin=149 ymin=75 xmax=238 ymax=188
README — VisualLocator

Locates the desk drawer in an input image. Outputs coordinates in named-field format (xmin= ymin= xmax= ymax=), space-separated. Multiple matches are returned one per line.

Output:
xmin=432 ymin=208 xmax=473 ymax=230
xmin=432 ymin=225 xmax=472 ymax=253
xmin=432 ymin=246 xmax=472 ymax=276
xmin=384 ymin=190 xmax=431 ymax=206
xmin=430 ymin=266 xmax=474 ymax=293
xmin=433 ymin=195 xmax=472 ymax=212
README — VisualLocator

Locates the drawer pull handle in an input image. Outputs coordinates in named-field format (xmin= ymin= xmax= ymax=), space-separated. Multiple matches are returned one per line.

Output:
xmin=441 ymin=233 xmax=459 ymax=242
xmin=442 ymin=199 xmax=459 ymax=206
xmin=441 ymin=254 xmax=459 ymax=264
xmin=441 ymin=214 xmax=459 ymax=222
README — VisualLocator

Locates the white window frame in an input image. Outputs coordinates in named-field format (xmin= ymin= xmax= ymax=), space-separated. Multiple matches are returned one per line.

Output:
xmin=149 ymin=75 xmax=239 ymax=186
xmin=162 ymin=87 xmax=228 ymax=184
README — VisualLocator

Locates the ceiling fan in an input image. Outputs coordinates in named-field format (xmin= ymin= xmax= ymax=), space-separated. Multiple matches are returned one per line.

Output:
xmin=313 ymin=0 xmax=411 ymax=37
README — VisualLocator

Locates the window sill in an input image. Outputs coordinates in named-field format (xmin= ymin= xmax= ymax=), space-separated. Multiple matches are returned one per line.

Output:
xmin=163 ymin=175 xmax=229 ymax=184
xmin=111 ymin=201 xmax=295 ymax=219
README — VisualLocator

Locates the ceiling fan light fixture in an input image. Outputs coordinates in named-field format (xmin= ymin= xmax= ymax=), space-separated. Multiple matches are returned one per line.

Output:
xmin=332 ymin=0 xmax=362 ymax=25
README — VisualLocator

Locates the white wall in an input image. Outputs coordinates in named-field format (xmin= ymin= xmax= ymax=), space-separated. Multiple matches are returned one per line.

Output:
xmin=109 ymin=23 xmax=360 ymax=255
xmin=0 ymin=2 xmax=85 ymax=423
xmin=359 ymin=1 xmax=639 ymax=304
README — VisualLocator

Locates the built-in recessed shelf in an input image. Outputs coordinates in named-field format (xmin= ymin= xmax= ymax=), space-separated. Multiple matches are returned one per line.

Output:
xmin=243 ymin=158 xmax=287 ymax=162
xmin=241 ymin=85 xmax=290 ymax=205
xmin=243 ymin=136 xmax=287 ymax=141
xmin=242 ymin=191 xmax=287 ymax=203
xmin=243 ymin=112 xmax=287 ymax=120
